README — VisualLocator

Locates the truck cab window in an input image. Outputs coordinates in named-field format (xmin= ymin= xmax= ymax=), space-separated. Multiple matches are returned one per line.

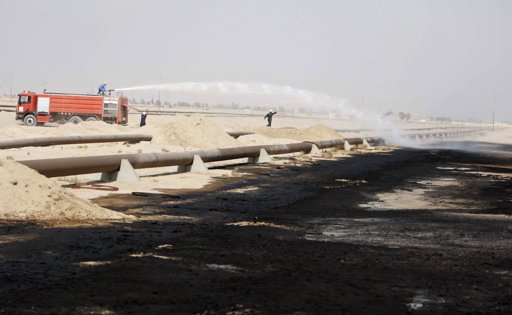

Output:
xmin=18 ymin=95 xmax=31 ymax=104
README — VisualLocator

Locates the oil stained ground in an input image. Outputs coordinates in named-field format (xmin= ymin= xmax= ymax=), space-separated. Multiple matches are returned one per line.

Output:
xmin=0 ymin=147 xmax=511 ymax=314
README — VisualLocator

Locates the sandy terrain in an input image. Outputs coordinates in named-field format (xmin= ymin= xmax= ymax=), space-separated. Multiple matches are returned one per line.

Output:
xmin=0 ymin=109 xmax=364 ymax=223
xmin=0 ymin=107 xmax=511 ymax=313
xmin=0 ymin=157 xmax=133 ymax=224
xmin=0 ymin=107 xmax=393 ymax=231
xmin=0 ymin=108 xmax=509 ymax=222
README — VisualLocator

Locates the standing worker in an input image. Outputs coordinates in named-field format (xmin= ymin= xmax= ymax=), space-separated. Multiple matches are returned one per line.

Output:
xmin=140 ymin=110 xmax=148 ymax=127
xmin=97 ymin=82 xmax=107 ymax=95
xmin=264 ymin=110 xmax=277 ymax=127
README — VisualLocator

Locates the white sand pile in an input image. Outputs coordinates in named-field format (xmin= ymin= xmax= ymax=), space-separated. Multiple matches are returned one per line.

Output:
xmin=44 ymin=121 xmax=128 ymax=136
xmin=252 ymin=125 xmax=342 ymax=141
xmin=0 ymin=120 xmax=129 ymax=140
xmin=0 ymin=158 xmax=133 ymax=224
xmin=236 ymin=134 xmax=296 ymax=146
xmin=151 ymin=114 xmax=240 ymax=148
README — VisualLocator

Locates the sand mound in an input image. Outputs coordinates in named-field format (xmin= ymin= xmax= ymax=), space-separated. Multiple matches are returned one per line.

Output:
xmin=237 ymin=134 xmax=299 ymax=146
xmin=0 ymin=120 xmax=130 ymax=140
xmin=0 ymin=158 xmax=133 ymax=224
xmin=151 ymin=115 xmax=240 ymax=148
xmin=45 ymin=121 xmax=127 ymax=136
xmin=252 ymin=125 xmax=342 ymax=141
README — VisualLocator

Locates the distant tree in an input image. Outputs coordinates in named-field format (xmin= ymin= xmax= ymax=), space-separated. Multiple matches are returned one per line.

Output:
xmin=140 ymin=98 xmax=145 ymax=105
xmin=398 ymin=112 xmax=406 ymax=121
xmin=438 ymin=117 xmax=451 ymax=122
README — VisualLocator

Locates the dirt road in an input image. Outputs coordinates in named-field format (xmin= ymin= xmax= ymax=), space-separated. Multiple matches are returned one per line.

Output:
xmin=0 ymin=146 xmax=511 ymax=314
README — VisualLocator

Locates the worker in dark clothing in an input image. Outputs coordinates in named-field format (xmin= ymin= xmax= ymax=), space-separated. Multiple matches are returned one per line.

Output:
xmin=98 ymin=82 xmax=107 ymax=95
xmin=140 ymin=110 xmax=148 ymax=127
xmin=264 ymin=110 xmax=277 ymax=127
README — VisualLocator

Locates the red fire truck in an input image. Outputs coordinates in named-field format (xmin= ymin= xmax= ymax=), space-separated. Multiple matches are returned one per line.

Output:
xmin=15 ymin=91 xmax=129 ymax=126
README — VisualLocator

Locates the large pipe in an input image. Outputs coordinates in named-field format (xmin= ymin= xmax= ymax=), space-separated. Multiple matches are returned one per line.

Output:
xmin=18 ymin=137 xmax=384 ymax=177
xmin=19 ymin=142 xmax=314 ymax=177
xmin=336 ymin=126 xmax=481 ymax=133
xmin=0 ymin=134 xmax=152 ymax=150
xmin=0 ymin=105 xmax=16 ymax=112
xmin=16 ymin=125 xmax=492 ymax=178
xmin=401 ymin=128 xmax=489 ymax=140
xmin=307 ymin=137 xmax=382 ymax=149
xmin=20 ymin=128 xmax=490 ymax=178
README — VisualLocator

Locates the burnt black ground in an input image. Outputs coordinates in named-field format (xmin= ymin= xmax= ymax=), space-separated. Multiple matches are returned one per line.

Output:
xmin=0 ymin=145 xmax=511 ymax=314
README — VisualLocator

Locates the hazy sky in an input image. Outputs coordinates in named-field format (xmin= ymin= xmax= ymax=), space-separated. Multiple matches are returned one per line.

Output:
xmin=1 ymin=0 xmax=511 ymax=121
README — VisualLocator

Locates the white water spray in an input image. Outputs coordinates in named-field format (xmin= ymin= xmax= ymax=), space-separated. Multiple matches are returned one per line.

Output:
xmin=117 ymin=81 xmax=358 ymax=114
xmin=117 ymin=81 xmax=417 ymax=144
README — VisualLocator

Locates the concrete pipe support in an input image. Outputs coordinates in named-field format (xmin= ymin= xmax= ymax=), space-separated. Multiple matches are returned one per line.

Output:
xmin=20 ymin=142 xmax=316 ymax=178
xmin=16 ymin=137 xmax=380 ymax=178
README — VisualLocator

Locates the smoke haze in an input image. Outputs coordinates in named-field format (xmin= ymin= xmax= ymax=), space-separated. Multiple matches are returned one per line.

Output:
xmin=1 ymin=0 xmax=511 ymax=122
xmin=117 ymin=81 xmax=355 ymax=114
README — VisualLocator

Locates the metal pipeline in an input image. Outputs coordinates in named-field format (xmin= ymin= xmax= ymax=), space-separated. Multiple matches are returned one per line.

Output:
xmin=0 ymin=130 xmax=260 ymax=147
xmin=305 ymin=137 xmax=382 ymax=149
xmin=18 ymin=137 xmax=387 ymax=178
xmin=0 ymin=105 xmax=16 ymax=112
xmin=19 ymin=142 xmax=314 ymax=177
xmin=401 ymin=128 xmax=488 ymax=140
xmin=0 ymin=134 xmax=153 ymax=150
xmin=336 ymin=126 xmax=484 ymax=133
xmin=17 ymin=127 xmax=488 ymax=178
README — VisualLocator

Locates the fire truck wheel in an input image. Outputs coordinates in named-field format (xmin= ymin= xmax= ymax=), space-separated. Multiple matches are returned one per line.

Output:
xmin=23 ymin=114 xmax=37 ymax=126
xmin=69 ymin=116 xmax=83 ymax=124
xmin=86 ymin=116 xmax=98 ymax=122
